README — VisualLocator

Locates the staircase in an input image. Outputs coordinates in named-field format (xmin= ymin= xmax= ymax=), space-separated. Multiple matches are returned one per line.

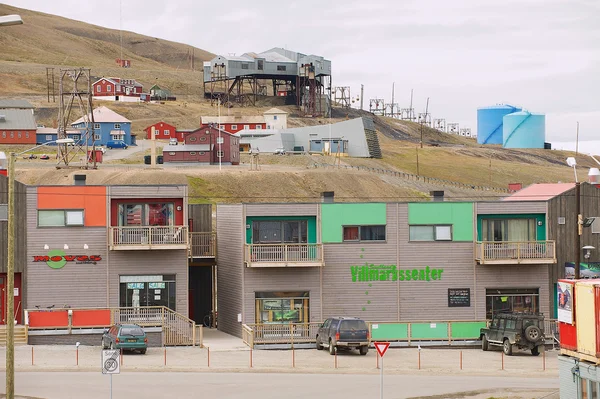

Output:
xmin=363 ymin=117 xmax=382 ymax=158
xmin=0 ymin=325 xmax=28 ymax=346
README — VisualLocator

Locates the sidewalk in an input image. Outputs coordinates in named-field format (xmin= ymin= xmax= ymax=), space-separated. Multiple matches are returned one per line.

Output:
xmin=201 ymin=328 xmax=248 ymax=351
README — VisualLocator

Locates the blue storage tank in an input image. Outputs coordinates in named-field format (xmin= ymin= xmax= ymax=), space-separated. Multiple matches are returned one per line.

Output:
xmin=502 ymin=111 xmax=545 ymax=149
xmin=477 ymin=104 xmax=522 ymax=145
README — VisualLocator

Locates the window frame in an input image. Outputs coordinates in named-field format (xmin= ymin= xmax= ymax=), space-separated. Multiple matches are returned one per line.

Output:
xmin=342 ymin=225 xmax=386 ymax=242
xmin=252 ymin=220 xmax=308 ymax=244
xmin=409 ymin=224 xmax=453 ymax=242
xmin=93 ymin=123 xmax=101 ymax=129
xmin=37 ymin=209 xmax=84 ymax=227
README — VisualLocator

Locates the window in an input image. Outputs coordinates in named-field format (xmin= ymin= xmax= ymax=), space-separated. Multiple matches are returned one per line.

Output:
xmin=485 ymin=288 xmax=539 ymax=319
xmin=107 ymin=85 xmax=112 ymax=92
xmin=231 ymin=125 xmax=237 ymax=130
xmin=116 ymin=85 xmax=121 ymax=92
xmin=409 ymin=225 xmax=453 ymax=241
xmin=45 ymin=135 xmax=53 ymax=141
xmin=119 ymin=275 xmax=176 ymax=311
xmin=592 ymin=217 xmax=600 ymax=234
xmin=252 ymin=220 xmax=308 ymax=244
xmin=96 ymin=86 xmax=100 ymax=92
xmin=10 ymin=132 xmax=14 ymax=138
xmin=168 ymin=152 xmax=175 ymax=155
xmin=189 ymin=137 xmax=197 ymax=142
xmin=118 ymin=203 xmax=174 ymax=226
xmin=189 ymin=152 xmax=196 ymax=155
xmin=277 ymin=65 xmax=287 ymax=71
xmin=244 ymin=125 xmax=249 ymax=130
xmin=164 ymin=130 xmax=170 ymax=136
xmin=17 ymin=132 xmax=21 ymax=138
xmin=0 ymin=204 xmax=7 ymax=221
xmin=94 ymin=134 xmax=101 ymax=141
xmin=343 ymin=225 xmax=386 ymax=241
xmin=199 ymin=152 xmax=205 ymax=155
xmin=256 ymin=125 xmax=262 ymax=129
xmin=219 ymin=125 xmax=225 ymax=129
xmin=155 ymin=130 xmax=160 ymax=135
xmin=217 ymin=151 xmax=224 ymax=158
xmin=257 ymin=60 xmax=264 ymax=70
xmin=481 ymin=218 xmax=536 ymax=241
xmin=114 ymin=124 xmax=121 ymax=129
xmin=199 ymin=136 xmax=207 ymax=142
xmin=72 ymin=135 xmax=80 ymax=140
xmin=273 ymin=115 xmax=278 ymax=120
xmin=1 ymin=132 xmax=5 ymax=138
xmin=255 ymin=291 xmax=309 ymax=324
xmin=25 ymin=132 xmax=29 ymax=138
xmin=241 ymin=63 xmax=249 ymax=70
xmin=94 ymin=123 xmax=100 ymax=129
xmin=38 ymin=210 xmax=84 ymax=227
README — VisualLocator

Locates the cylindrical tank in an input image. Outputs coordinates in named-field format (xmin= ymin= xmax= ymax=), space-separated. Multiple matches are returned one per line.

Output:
xmin=502 ymin=111 xmax=545 ymax=149
xmin=477 ymin=104 xmax=522 ymax=145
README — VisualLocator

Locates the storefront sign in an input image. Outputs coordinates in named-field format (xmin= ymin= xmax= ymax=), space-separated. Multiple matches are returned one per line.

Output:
xmin=448 ymin=288 xmax=471 ymax=307
xmin=350 ymin=264 xmax=444 ymax=282
xmin=33 ymin=250 xmax=102 ymax=269
xmin=565 ymin=262 xmax=600 ymax=279
xmin=557 ymin=281 xmax=574 ymax=324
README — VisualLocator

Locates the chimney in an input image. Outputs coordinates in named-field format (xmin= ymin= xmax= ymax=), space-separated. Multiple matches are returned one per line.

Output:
xmin=589 ymin=168 xmax=600 ymax=185
xmin=508 ymin=183 xmax=523 ymax=192
xmin=430 ymin=191 xmax=444 ymax=202
xmin=321 ymin=191 xmax=334 ymax=203
xmin=73 ymin=174 xmax=86 ymax=186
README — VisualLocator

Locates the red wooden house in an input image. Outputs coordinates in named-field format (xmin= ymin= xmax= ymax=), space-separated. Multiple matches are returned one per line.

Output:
xmin=163 ymin=125 xmax=240 ymax=165
xmin=144 ymin=122 xmax=178 ymax=140
xmin=93 ymin=78 xmax=143 ymax=98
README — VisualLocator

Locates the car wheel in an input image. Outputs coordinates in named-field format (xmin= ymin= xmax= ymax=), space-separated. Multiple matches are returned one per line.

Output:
xmin=359 ymin=346 xmax=368 ymax=356
xmin=110 ymin=341 xmax=115 ymax=350
xmin=315 ymin=335 xmax=323 ymax=350
xmin=531 ymin=346 xmax=540 ymax=356
xmin=329 ymin=339 xmax=336 ymax=356
xmin=140 ymin=349 xmax=147 ymax=355
xmin=503 ymin=339 xmax=513 ymax=356
xmin=482 ymin=335 xmax=489 ymax=351
xmin=524 ymin=325 xmax=542 ymax=342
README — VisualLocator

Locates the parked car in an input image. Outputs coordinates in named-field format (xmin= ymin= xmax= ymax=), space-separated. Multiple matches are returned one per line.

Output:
xmin=316 ymin=317 xmax=370 ymax=355
xmin=22 ymin=154 xmax=37 ymax=160
xmin=169 ymin=138 xmax=178 ymax=146
xmin=274 ymin=148 xmax=286 ymax=155
xmin=106 ymin=140 xmax=129 ymax=149
xmin=101 ymin=324 xmax=148 ymax=354
xmin=39 ymin=154 xmax=50 ymax=160
xmin=480 ymin=311 xmax=545 ymax=356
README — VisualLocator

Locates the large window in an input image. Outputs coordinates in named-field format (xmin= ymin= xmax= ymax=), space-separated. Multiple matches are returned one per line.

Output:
xmin=343 ymin=225 xmax=386 ymax=241
xmin=38 ymin=210 xmax=84 ymax=227
xmin=118 ymin=203 xmax=174 ymax=226
xmin=409 ymin=225 xmax=452 ymax=241
xmin=119 ymin=275 xmax=176 ymax=311
xmin=255 ymin=291 xmax=309 ymax=324
xmin=485 ymin=288 xmax=539 ymax=319
xmin=481 ymin=218 xmax=536 ymax=241
xmin=252 ymin=220 xmax=308 ymax=244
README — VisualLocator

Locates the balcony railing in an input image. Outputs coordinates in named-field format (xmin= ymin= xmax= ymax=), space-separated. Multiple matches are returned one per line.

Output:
xmin=109 ymin=226 xmax=188 ymax=250
xmin=189 ymin=232 xmax=216 ymax=258
xmin=244 ymin=243 xmax=323 ymax=267
xmin=475 ymin=241 xmax=556 ymax=265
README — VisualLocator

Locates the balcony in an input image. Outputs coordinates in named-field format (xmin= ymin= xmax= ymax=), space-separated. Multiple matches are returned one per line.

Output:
xmin=475 ymin=241 xmax=556 ymax=265
xmin=109 ymin=226 xmax=188 ymax=250
xmin=245 ymin=243 xmax=324 ymax=268
xmin=189 ymin=232 xmax=216 ymax=258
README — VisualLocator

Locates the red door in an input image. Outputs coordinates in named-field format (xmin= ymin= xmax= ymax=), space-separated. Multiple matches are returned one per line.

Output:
xmin=0 ymin=273 xmax=22 ymax=325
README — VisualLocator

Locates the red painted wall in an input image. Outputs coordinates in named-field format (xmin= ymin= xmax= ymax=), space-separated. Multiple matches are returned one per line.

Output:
xmin=163 ymin=150 xmax=212 ymax=163
xmin=200 ymin=123 xmax=266 ymax=134
xmin=93 ymin=79 xmax=141 ymax=97
xmin=181 ymin=126 xmax=240 ymax=164
xmin=144 ymin=122 xmax=178 ymax=140
xmin=38 ymin=186 xmax=107 ymax=227
xmin=0 ymin=130 xmax=37 ymax=144
xmin=110 ymin=198 xmax=184 ymax=226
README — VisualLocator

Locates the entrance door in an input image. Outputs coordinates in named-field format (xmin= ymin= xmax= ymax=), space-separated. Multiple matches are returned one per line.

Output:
xmin=188 ymin=266 xmax=213 ymax=325
xmin=0 ymin=273 xmax=22 ymax=325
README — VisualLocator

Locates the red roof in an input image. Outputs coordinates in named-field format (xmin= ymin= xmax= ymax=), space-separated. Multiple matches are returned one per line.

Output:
xmin=503 ymin=183 xmax=575 ymax=201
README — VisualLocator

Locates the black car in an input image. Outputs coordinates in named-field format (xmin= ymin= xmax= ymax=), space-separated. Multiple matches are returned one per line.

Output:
xmin=315 ymin=317 xmax=370 ymax=355
xmin=480 ymin=311 xmax=545 ymax=356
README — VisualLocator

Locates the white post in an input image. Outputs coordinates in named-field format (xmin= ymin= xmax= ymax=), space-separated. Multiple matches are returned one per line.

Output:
xmin=380 ymin=356 xmax=384 ymax=399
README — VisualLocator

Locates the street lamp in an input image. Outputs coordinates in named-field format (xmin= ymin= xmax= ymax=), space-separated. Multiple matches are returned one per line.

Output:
xmin=5 ymin=138 xmax=73 ymax=398
xmin=566 ymin=157 xmax=582 ymax=280
xmin=0 ymin=15 xmax=23 ymax=27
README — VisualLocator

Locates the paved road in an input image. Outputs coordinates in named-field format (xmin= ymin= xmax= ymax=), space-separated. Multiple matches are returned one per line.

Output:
xmin=102 ymin=139 xmax=166 ymax=161
xmin=0 ymin=372 xmax=558 ymax=399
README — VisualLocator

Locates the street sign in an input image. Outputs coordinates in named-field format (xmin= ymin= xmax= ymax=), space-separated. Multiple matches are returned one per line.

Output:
xmin=102 ymin=349 xmax=120 ymax=375
xmin=374 ymin=342 xmax=390 ymax=358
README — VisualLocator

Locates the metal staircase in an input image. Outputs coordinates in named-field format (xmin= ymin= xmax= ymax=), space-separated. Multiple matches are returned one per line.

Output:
xmin=363 ymin=117 xmax=382 ymax=158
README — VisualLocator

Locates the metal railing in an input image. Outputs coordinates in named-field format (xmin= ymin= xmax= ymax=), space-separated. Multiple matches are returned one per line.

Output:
xmin=243 ymin=322 xmax=321 ymax=347
xmin=109 ymin=226 xmax=188 ymax=248
xmin=189 ymin=232 xmax=216 ymax=258
xmin=475 ymin=241 xmax=556 ymax=264
xmin=245 ymin=243 xmax=323 ymax=266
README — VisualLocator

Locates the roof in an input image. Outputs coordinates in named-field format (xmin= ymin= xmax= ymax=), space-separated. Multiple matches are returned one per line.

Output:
xmin=201 ymin=115 xmax=265 ymax=124
xmin=92 ymin=77 xmax=143 ymax=88
xmin=164 ymin=144 xmax=212 ymax=152
xmin=0 ymin=108 xmax=37 ymax=130
xmin=36 ymin=127 xmax=80 ymax=134
xmin=503 ymin=183 xmax=575 ymax=201
xmin=0 ymin=99 xmax=34 ymax=109
xmin=71 ymin=106 xmax=131 ymax=125
xmin=257 ymin=51 xmax=296 ymax=63
xmin=263 ymin=108 xmax=288 ymax=115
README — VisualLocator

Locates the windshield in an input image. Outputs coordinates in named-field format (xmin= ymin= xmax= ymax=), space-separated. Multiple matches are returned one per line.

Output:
xmin=340 ymin=320 xmax=367 ymax=330
xmin=120 ymin=327 xmax=144 ymax=336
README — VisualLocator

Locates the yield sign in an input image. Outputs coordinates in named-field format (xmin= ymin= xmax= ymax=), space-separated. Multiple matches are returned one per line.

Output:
xmin=374 ymin=341 xmax=390 ymax=358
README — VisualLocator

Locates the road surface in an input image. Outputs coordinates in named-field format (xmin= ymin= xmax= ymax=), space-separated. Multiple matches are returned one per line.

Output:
xmin=0 ymin=372 xmax=558 ymax=399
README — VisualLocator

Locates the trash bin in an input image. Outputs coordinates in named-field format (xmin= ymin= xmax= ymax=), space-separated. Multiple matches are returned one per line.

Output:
xmin=144 ymin=155 xmax=151 ymax=165
xmin=157 ymin=155 xmax=164 ymax=164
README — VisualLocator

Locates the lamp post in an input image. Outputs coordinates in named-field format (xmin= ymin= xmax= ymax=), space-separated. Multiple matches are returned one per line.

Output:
xmin=6 ymin=138 xmax=73 ymax=399
xmin=566 ymin=157 xmax=581 ymax=279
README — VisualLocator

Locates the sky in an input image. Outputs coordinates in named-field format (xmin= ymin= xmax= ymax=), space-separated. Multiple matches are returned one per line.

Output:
xmin=3 ymin=0 xmax=600 ymax=142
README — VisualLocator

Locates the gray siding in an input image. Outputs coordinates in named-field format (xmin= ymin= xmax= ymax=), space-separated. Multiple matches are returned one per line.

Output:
xmin=188 ymin=204 xmax=212 ymax=232
xmin=26 ymin=187 xmax=108 ymax=309
xmin=0 ymin=176 xmax=28 ymax=274
xmin=216 ymin=204 xmax=244 ymax=337
xmin=107 ymin=185 xmax=187 ymax=199
xmin=245 ymin=203 xmax=318 ymax=217
xmin=108 ymin=250 xmax=188 ymax=316
xmin=477 ymin=201 xmax=547 ymax=214
xmin=558 ymin=355 xmax=600 ymax=399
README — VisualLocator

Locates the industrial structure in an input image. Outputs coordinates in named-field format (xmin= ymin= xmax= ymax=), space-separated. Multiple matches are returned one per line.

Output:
xmin=203 ymin=48 xmax=331 ymax=116
xmin=477 ymin=104 xmax=522 ymax=145
xmin=477 ymin=104 xmax=546 ymax=149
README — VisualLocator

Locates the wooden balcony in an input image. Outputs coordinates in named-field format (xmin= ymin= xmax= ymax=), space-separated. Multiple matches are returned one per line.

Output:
xmin=189 ymin=232 xmax=216 ymax=258
xmin=109 ymin=226 xmax=188 ymax=250
xmin=244 ymin=243 xmax=324 ymax=268
xmin=475 ymin=241 xmax=556 ymax=265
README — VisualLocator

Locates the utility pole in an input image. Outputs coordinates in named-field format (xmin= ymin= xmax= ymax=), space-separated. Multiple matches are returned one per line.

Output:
xmin=409 ymin=89 xmax=414 ymax=120
xmin=416 ymin=146 xmax=419 ymax=175
xmin=575 ymin=181 xmax=581 ymax=279
xmin=360 ymin=84 xmax=364 ymax=111
xmin=576 ymin=122 xmax=580 ymax=156
xmin=6 ymin=151 xmax=15 ymax=399
xmin=420 ymin=97 xmax=429 ymax=149
xmin=391 ymin=82 xmax=395 ymax=117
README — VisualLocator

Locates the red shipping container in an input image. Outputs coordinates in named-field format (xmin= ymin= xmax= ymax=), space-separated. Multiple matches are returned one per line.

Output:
xmin=558 ymin=279 xmax=577 ymax=351
xmin=87 ymin=149 xmax=103 ymax=163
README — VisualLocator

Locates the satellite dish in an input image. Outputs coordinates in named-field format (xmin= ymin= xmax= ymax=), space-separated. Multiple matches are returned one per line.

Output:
xmin=566 ymin=157 xmax=577 ymax=167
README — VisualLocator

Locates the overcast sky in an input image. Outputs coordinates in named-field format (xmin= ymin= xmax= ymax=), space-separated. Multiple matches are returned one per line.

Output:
xmin=4 ymin=0 xmax=600 ymax=142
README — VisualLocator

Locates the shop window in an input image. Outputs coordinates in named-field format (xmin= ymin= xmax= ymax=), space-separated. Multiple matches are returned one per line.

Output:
xmin=118 ymin=203 xmax=174 ymax=226
xmin=409 ymin=225 xmax=452 ymax=241
xmin=485 ymin=288 xmax=539 ymax=319
xmin=252 ymin=220 xmax=308 ymax=244
xmin=255 ymin=291 xmax=309 ymax=324
xmin=119 ymin=275 xmax=176 ymax=311
xmin=38 ymin=210 xmax=84 ymax=227
xmin=343 ymin=225 xmax=386 ymax=242
xmin=481 ymin=218 xmax=536 ymax=242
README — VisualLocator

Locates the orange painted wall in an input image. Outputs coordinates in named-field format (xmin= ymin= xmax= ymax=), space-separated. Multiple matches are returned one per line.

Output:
xmin=37 ymin=186 xmax=107 ymax=227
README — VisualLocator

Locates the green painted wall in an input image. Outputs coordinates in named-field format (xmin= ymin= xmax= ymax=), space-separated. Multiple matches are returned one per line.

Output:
xmin=476 ymin=214 xmax=546 ymax=241
xmin=246 ymin=216 xmax=317 ymax=244
xmin=371 ymin=323 xmax=408 ymax=340
xmin=408 ymin=203 xmax=474 ymax=241
xmin=321 ymin=203 xmax=387 ymax=243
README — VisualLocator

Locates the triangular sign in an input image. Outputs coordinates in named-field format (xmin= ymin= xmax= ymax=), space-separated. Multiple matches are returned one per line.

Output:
xmin=374 ymin=342 xmax=390 ymax=358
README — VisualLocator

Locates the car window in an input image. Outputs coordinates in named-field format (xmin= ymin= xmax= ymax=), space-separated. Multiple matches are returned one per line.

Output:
xmin=491 ymin=318 xmax=499 ymax=328
xmin=498 ymin=319 xmax=505 ymax=330
xmin=329 ymin=319 xmax=339 ymax=331
xmin=340 ymin=320 xmax=368 ymax=330
xmin=523 ymin=319 xmax=537 ymax=328
xmin=506 ymin=319 xmax=516 ymax=330
xmin=322 ymin=319 xmax=331 ymax=329
xmin=120 ymin=327 xmax=145 ymax=336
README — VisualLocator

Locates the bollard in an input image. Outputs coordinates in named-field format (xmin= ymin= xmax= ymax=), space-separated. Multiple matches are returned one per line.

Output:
xmin=31 ymin=347 xmax=34 ymax=366
xmin=76 ymin=347 xmax=79 ymax=366
xmin=207 ymin=346 xmax=210 ymax=368
xmin=292 ymin=346 xmax=295 ymax=368
xmin=250 ymin=347 xmax=253 ymax=368
xmin=501 ymin=351 xmax=504 ymax=371
xmin=543 ymin=348 xmax=546 ymax=371
xmin=120 ymin=348 xmax=123 ymax=366
xmin=460 ymin=350 xmax=463 ymax=370
xmin=334 ymin=351 xmax=338 ymax=369
xmin=164 ymin=347 xmax=167 ymax=366
xmin=418 ymin=351 xmax=421 ymax=370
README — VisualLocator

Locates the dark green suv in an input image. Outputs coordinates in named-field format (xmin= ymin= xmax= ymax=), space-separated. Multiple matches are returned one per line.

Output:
xmin=480 ymin=312 xmax=545 ymax=356
xmin=102 ymin=324 xmax=148 ymax=354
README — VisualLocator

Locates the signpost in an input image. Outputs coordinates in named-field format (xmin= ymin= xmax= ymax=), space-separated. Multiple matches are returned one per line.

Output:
xmin=374 ymin=342 xmax=390 ymax=399
xmin=102 ymin=349 xmax=120 ymax=399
